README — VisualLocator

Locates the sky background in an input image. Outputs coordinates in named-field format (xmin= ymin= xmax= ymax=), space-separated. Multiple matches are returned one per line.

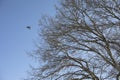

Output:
xmin=0 ymin=0 xmax=57 ymax=80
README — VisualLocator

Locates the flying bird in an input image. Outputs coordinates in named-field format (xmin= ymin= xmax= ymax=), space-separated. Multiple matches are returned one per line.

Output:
xmin=26 ymin=26 xmax=31 ymax=29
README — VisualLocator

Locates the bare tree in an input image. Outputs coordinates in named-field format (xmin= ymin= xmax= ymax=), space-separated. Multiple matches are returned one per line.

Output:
xmin=29 ymin=0 xmax=120 ymax=80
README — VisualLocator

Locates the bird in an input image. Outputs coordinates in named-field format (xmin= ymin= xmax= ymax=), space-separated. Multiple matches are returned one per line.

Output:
xmin=26 ymin=26 xmax=31 ymax=29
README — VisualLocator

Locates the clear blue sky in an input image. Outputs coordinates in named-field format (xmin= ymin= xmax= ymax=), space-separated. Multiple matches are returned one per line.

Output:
xmin=0 ymin=0 xmax=57 ymax=80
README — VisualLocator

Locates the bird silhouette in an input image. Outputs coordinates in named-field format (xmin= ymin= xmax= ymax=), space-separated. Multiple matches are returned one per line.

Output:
xmin=26 ymin=26 xmax=31 ymax=29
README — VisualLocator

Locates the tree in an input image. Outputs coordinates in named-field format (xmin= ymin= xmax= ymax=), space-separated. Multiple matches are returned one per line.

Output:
xmin=29 ymin=0 xmax=120 ymax=80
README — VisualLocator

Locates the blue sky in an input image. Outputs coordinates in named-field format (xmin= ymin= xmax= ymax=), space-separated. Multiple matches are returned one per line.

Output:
xmin=0 ymin=0 xmax=57 ymax=80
